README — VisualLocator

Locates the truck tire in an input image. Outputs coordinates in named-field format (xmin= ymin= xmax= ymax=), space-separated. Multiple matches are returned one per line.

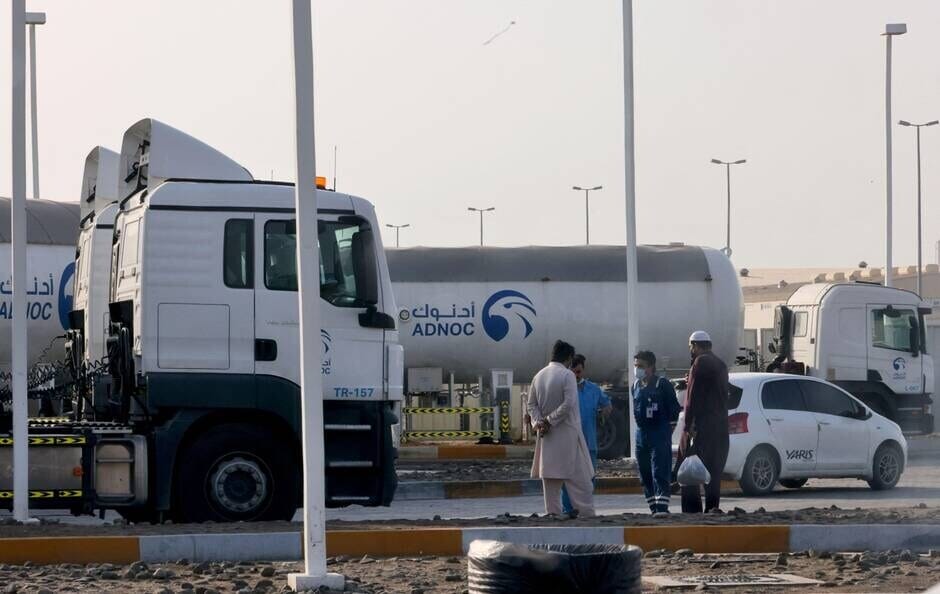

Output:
xmin=739 ymin=446 xmax=779 ymax=496
xmin=175 ymin=424 xmax=299 ymax=523
xmin=597 ymin=405 xmax=628 ymax=460
xmin=867 ymin=443 xmax=903 ymax=491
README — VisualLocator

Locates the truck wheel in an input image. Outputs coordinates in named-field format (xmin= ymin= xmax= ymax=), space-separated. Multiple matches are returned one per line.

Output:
xmin=596 ymin=406 xmax=627 ymax=460
xmin=739 ymin=446 xmax=779 ymax=496
xmin=778 ymin=478 xmax=807 ymax=489
xmin=867 ymin=443 xmax=903 ymax=491
xmin=176 ymin=424 xmax=298 ymax=523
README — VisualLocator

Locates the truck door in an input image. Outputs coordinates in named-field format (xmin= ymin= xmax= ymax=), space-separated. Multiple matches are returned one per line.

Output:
xmin=759 ymin=378 xmax=818 ymax=473
xmin=253 ymin=214 xmax=385 ymax=401
xmin=868 ymin=305 xmax=922 ymax=402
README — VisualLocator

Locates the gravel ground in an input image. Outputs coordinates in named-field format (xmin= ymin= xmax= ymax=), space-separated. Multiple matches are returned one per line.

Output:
xmin=395 ymin=457 xmax=636 ymax=483
xmin=1 ymin=505 xmax=938 ymax=538
xmin=1 ymin=550 xmax=939 ymax=593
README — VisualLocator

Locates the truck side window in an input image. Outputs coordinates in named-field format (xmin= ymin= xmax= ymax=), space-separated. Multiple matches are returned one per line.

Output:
xmin=223 ymin=219 xmax=253 ymax=289
xmin=792 ymin=311 xmax=808 ymax=337
xmin=871 ymin=308 xmax=916 ymax=351
xmin=263 ymin=218 xmax=377 ymax=308
xmin=800 ymin=381 xmax=861 ymax=419
xmin=761 ymin=379 xmax=808 ymax=412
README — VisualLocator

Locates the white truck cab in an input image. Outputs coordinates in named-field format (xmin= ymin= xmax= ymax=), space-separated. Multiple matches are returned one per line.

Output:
xmin=770 ymin=282 xmax=933 ymax=434
xmin=66 ymin=146 xmax=120 ymax=415
xmin=103 ymin=119 xmax=403 ymax=520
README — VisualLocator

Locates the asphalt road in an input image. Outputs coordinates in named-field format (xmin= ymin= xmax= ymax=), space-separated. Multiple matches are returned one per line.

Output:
xmin=9 ymin=459 xmax=936 ymax=526
xmin=323 ymin=459 xmax=940 ymax=521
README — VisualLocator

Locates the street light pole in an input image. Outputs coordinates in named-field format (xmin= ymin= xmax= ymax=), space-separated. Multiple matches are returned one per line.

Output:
xmin=573 ymin=185 xmax=602 ymax=245
xmin=287 ymin=1 xmax=343 ymax=591
xmin=468 ymin=207 xmax=495 ymax=246
xmin=884 ymin=24 xmax=907 ymax=288
xmin=710 ymin=158 xmax=746 ymax=257
xmin=385 ymin=223 xmax=410 ymax=248
xmin=899 ymin=119 xmax=938 ymax=296
xmin=26 ymin=12 xmax=44 ymax=199
xmin=11 ymin=0 xmax=30 ymax=524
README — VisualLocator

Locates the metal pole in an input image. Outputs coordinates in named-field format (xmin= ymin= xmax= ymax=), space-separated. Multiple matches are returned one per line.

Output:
xmin=287 ymin=1 xmax=342 ymax=590
xmin=916 ymin=125 xmax=923 ymax=296
xmin=28 ymin=23 xmax=38 ymax=199
xmin=479 ymin=210 xmax=484 ymax=246
xmin=885 ymin=34 xmax=894 ymax=288
xmin=11 ymin=0 xmax=30 ymax=523
xmin=725 ymin=164 xmax=731 ymax=255
xmin=622 ymin=0 xmax=639 ymax=459
xmin=395 ymin=227 xmax=400 ymax=248
xmin=585 ymin=189 xmax=590 ymax=245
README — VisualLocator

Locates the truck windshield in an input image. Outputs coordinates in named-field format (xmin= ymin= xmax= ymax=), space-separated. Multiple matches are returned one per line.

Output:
xmin=264 ymin=218 xmax=375 ymax=308
xmin=871 ymin=308 xmax=917 ymax=352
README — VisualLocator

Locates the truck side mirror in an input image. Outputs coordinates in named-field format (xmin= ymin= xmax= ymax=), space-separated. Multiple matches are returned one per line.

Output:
xmin=910 ymin=320 xmax=921 ymax=358
xmin=351 ymin=228 xmax=379 ymax=306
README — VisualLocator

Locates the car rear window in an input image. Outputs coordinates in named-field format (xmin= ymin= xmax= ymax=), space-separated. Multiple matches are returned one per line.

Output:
xmin=728 ymin=384 xmax=743 ymax=409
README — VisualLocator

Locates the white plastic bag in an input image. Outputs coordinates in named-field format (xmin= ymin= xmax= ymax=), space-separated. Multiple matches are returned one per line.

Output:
xmin=677 ymin=455 xmax=711 ymax=486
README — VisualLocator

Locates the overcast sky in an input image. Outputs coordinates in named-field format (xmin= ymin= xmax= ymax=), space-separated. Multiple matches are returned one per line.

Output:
xmin=2 ymin=1 xmax=940 ymax=268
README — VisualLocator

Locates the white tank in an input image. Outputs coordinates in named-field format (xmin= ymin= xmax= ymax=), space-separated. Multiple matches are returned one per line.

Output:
xmin=0 ymin=198 xmax=80 ymax=374
xmin=388 ymin=245 xmax=743 ymax=384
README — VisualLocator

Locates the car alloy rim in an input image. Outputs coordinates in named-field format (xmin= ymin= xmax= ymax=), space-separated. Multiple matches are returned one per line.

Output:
xmin=878 ymin=451 xmax=899 ymax=484
xmin=752 ymin=455 xmax=774 ymax=490
xmin=209 ymin=455 xmax=269 ymax=515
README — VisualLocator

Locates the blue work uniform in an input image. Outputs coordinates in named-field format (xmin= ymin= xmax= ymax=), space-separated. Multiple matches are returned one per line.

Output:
xmin=561 ymin=379 xmax=611 ymax=514
xmin=633 ymin=374 xmax=680 ymax=513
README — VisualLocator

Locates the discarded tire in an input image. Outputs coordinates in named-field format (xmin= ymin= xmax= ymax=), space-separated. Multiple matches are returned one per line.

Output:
xmin=467 ymin=540 xmax=642 ymax=594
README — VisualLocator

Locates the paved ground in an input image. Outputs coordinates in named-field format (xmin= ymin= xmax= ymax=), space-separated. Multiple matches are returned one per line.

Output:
xmin=327 ymin=459 xmax=940 ymax=522
xmin=8 ymin=460 xmax=937 ymax=528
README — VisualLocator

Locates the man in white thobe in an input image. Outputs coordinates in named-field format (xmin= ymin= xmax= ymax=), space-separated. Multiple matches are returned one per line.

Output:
xmin=527 ymin=340 xmax=596 ymax=517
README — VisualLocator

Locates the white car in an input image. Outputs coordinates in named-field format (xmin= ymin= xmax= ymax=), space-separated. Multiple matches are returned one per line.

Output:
xmin=672 ymin=372 xmax=908 ymax=495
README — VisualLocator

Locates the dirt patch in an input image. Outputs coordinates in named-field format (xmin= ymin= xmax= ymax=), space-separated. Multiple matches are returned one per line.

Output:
xmin=396 ymin=457 xmax=635 ymax=483
xmin=1 ymin=505 xmax=938 ymax=539
xmin=0 ymin=551 xmax=938 ymax=593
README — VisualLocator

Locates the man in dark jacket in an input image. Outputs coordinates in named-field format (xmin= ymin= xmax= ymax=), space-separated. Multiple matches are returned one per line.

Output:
xmin=678 ymin=330 xmax=730 ymax=513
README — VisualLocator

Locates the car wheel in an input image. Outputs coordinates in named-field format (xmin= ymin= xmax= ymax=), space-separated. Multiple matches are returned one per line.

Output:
xmin=867 ymin=443 xmax=903 ymax=491
xmin=739 ymin=446 xmax=779 ymax=496
xmin=778 ymin=478 xmax=808 ymax=489
xmin=596 ymin=406 xmax=628 ymax=460
xmin=175 ymin=424 xmax=299 ymax=523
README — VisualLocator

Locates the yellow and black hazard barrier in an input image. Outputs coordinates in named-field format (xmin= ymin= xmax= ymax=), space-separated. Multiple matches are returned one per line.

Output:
xmin=0 ymin=435 xmax=87 ymax=447
xmin=0 ymin=489 xmax=83 ymax=499
xmin=401 ymin=404 xmax=501 ymax=444
xmin=402 ymin=407 xmax=495 ymax=415
xmin=403 ymin=430 xmax=496 ymax=440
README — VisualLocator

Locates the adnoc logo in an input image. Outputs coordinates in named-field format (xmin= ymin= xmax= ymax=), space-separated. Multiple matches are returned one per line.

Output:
xmin=321 ymin=329 xmax=332 ymax=375
xmin=58 ymin=262 xmax=76 ymax=331
xmin=482 ymin=290 xmax=537 ymax=342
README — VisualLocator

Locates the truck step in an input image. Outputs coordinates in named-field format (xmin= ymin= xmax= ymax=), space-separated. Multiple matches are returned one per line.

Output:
xmin=328 ymin=461 xmax=373 ymax=469
xmin=324 ymin=424 xmax=371 ymax=431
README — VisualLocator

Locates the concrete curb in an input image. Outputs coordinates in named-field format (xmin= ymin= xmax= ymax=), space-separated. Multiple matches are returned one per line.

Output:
xmin=398 ymin=445 xmax=533 ymax=460
xmin=2 ymin=524 xmax=939 ymax=564
xmin=395 ymin=477 xmax=740 ymax=501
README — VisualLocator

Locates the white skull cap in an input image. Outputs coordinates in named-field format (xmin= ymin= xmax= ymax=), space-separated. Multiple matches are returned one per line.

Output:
xmin=689 ymin=330 xmax=712 ymax=343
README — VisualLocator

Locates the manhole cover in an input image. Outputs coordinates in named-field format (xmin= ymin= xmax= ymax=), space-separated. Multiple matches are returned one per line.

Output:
xmin=644 ymin=574 xmax=822 ymax=588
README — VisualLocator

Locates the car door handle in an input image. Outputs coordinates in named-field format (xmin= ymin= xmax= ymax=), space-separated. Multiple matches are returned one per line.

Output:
xmin=768 ymin=417 xmax=784 ymax=422
xmin=818 ymin=421 xmax=831 ymax=426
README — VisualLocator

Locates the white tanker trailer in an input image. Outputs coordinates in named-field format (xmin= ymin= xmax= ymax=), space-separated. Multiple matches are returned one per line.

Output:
xmin=0 ymin=198 xmax=79 ymax=382
xmin=388 ymin=245 xmax=743 ymax=382
xmin=387 ymin=245 xmax=744 ymax=457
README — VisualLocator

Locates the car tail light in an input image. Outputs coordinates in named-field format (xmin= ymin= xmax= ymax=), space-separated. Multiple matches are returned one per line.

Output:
xmin=728 ymin=412 xmax=749 ymax=434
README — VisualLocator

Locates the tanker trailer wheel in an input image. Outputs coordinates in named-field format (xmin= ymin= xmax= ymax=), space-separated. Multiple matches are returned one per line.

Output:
xmin=597 ymin=405 xmax=628 ymax=460
xmin=175 ymin=424 xmax=298 ymax=523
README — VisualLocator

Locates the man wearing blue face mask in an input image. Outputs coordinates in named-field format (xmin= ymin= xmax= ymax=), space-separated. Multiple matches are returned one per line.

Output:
xmin=561 ymin=354 xmax=612 ymax=516
xmin=633 ymin=350 xmax=681 ymax=514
